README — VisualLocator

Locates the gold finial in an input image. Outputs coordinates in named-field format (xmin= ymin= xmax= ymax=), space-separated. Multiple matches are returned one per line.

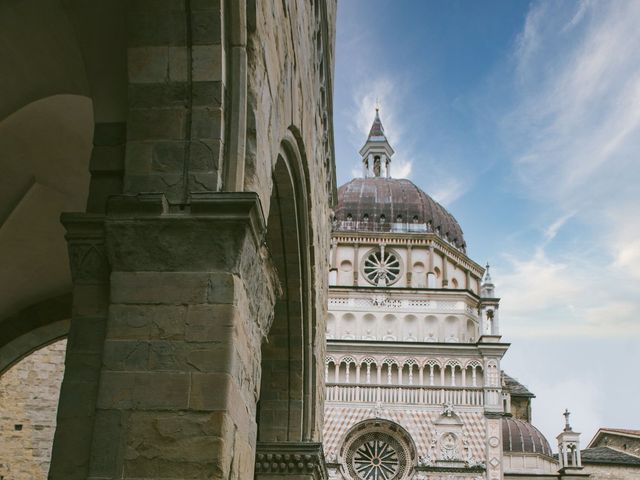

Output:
xmin=375 ymin=97 xmax=380 ymax=112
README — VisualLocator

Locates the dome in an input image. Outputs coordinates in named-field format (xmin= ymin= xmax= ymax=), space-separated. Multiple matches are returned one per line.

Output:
xmin=334 ymin=177 xmax=466 ymax=249
xmin=502 ymin=417 xmax=553 ymax=457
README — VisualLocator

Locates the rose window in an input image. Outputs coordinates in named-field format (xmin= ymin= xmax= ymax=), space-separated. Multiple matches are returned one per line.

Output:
xmin=363 ymin=249 xmax=401 ymax=286
xmin=346 ymin=432 xmax=408 ymax=480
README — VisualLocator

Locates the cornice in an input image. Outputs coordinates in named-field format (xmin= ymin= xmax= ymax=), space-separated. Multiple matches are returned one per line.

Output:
xmin=256 ymin=442 xmax=327 ymax=480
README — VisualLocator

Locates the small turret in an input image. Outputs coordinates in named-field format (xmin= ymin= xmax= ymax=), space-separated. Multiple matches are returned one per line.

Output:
xmin=481 ymin=263 xmax=496 ymax=297
xmin=557 ymin=410 xmax=588 ymax=478
xmin=479 ymin=263 xmax=500 ymax=338
xmin=360 ymin=109 xmax=395 ymax=178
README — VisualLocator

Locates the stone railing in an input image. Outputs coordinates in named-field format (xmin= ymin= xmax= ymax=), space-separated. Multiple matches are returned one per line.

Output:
xmin=325 ymin=384 xmax=484 ymax=406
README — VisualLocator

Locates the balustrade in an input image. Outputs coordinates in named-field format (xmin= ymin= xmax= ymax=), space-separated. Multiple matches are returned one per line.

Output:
xmin=325 ymin=384 xmax=485 ymax=406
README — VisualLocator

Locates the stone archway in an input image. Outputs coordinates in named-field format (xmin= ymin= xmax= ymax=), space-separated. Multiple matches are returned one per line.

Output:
xmin=1 ymin=2 xmax=337 ymax=479
xmin=254 ymin=136 xmax=327 ymax=478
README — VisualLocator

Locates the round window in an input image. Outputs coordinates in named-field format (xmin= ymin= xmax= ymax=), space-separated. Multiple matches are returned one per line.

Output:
xmin=363 ymin=249 xmax=402 ymax=286
xmin=346 ymin=431 xmax=407 ymax=480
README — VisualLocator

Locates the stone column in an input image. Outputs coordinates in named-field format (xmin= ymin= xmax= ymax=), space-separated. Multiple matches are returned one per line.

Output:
xmin=49 ymin=214 xmax=110 ymax=479
xmin=52 ymin=193 xmax=280 ymax=480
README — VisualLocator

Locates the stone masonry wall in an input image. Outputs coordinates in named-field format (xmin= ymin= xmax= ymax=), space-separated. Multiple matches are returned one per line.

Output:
xmin=592 ymin=435 xmax=640 ymax=458
xmin=0 ymin=339 xmax=66 ymax=480
xmin=582 ymin=464 xmax=640 ymax=480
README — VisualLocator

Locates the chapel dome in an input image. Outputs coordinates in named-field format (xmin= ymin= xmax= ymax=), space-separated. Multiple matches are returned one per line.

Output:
xmin=333 ymin=177 xmax=466 ymax=250
xmin=502 ymin=417 xmax=553 ymax=457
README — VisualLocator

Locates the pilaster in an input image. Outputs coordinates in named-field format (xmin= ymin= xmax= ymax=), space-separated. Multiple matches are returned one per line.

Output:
xmin=49 ymin=214 xmax=110 ymax=479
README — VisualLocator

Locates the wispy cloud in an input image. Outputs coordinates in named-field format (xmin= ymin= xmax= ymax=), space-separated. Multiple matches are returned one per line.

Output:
xmin=496 ymin=1 xmax=640 ymax=338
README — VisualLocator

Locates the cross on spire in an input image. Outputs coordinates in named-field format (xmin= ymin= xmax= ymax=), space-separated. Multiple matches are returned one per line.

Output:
xmin=563 ymin=409 xmax=572 ymax=431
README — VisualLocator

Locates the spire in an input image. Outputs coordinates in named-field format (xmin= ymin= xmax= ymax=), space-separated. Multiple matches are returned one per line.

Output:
xmin=367 ymin=108 xmax=387 ymax=141
xmin=481 ymin=263 xmax=495 ymax=298
xmin=360 ymin=108 xmax=395 ymax=178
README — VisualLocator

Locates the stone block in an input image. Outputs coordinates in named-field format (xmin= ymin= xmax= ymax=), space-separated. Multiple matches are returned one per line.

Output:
xmin=129 ymin=82 xmax=189 ymax=108
xmin=102 ymin=340 xmax=150 ymax=371
xmin=123 ymin=173 xmax=184 ymax=203
xmin=192 ymin=80 xmax=224 ymax=106
xmin=127 ymin=108 xmax=187 ymax=141
xmin=128 ymin=47 xmax=169 ymax=83
xmin=107 ymin=304 xmax=186 ymax=340
xmin=169 ymin=46 xmax=188 ymax=81
xmin=152 ymin=140 xmax=186 ymax=173
xmin=192 ymin=44 xmax=224 ymax=82
xmin=191 ymin=8 xmax=222 ymax=45
xmin=191 ymin=106 xmax=223 ymax=139
xmin=124 ymin=141 xmax=153 ymax=174
xmin=132 ymin=371 xmax=190 ymax=409
xmin=110 ymin=272 xmax=216 ymax=305
xmin=189 ymin=139 xmax=221 ymax=171
xmin=185 ymin=304 xmax=235 ymax=342
xmin=123 ymin=411 xmax=233 ymax=478
xmin=96 ymin=371 xmax=136 ymax=409
xmin=128 ymin=10 xmax=187 ymax=47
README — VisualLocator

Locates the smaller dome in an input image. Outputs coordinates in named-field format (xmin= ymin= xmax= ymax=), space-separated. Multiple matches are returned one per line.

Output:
xmin=502 ymin=417 xmax=553 ymax=457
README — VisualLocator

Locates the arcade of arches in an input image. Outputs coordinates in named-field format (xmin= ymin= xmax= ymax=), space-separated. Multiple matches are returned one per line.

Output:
xmin=0 ymin=1 xmax=337 ymax=479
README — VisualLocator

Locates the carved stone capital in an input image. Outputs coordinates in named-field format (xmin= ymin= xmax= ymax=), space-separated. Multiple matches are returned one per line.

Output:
xmin=61 ymin=213 xmax=109 ymax=285
xmin=255 ymin=442 xmax=327 ymax=480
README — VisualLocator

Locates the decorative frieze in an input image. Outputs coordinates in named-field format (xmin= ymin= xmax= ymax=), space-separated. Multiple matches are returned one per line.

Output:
xmin=255 ymin=442 xmax=327 ymax=480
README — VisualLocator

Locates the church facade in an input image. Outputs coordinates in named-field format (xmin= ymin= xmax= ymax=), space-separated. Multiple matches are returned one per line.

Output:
xmin=321 ymin=111 xmax=590 ymax=480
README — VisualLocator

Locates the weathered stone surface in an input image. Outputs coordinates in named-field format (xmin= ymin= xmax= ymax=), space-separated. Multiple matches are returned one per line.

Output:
xmin=0 ymin=340 xmax=66 ymax=480
xmin=14 ymin=1 xmax=337 ymax=479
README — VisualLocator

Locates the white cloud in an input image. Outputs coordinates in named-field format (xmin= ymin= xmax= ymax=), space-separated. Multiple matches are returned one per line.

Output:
xmin=495 ymin=1 xmax=640 ymax=338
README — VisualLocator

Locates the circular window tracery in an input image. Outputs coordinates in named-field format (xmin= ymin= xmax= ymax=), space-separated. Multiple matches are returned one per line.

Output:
xmin=363 ymin=248 xmax=401 ymax=286
xmin=348 ymin=432 xmax=405 ymax=480
xmin=340 ymin=420 xmax=415 ymax=480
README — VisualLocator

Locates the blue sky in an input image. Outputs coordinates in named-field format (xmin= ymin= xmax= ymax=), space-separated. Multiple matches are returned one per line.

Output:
xmin=334 ymin=0 xmax=640 ymax=448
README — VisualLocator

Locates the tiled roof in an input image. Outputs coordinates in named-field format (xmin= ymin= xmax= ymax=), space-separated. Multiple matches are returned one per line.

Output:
xmin=367 ymin=110 xmax=386 ymax=141
xmin=502 ymin=417 xmax=553 ymax=457
xmin=581 ymin=447 xmax=640 ymax=466
xmin=334 ymin=178 xmax=466 ymax=248
xmin=502 ymin=372 xmax=535 ymax=398
xmin=598 ymin=428 xmax=640 ymax=437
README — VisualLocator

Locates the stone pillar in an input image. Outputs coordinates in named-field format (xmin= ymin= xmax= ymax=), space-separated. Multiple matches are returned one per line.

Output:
xmin=49 ymin=215 xmax=110 ymax=479
xmin=353 ymin=243 xmax=359 ymax=286
xmin=51 ymin=193 xmax=280 ymax=480
xmin=406 ymin=244 xmax=412 ymax=286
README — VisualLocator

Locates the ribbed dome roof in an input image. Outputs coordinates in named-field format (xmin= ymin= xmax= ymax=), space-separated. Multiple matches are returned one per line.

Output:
xmin=502 ymin=417 xmax=553 ymax=457
xmin=334 ymin=177 xmax=466 ymax=249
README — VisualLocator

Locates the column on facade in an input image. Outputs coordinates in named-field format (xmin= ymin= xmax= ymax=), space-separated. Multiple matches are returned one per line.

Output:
xmin=355 ymin=364 xmax=361 ymax=383
xmin=353 ymin=243 xmax=359 ymax=286
xmin=461 ymin=368 xmax=466 ymax=387
xmin=442 ymin=257 xmax=449 ymax=287
xmin=418 ymin=366 xmax=424 ymax=386
xmin=377 ymin=364 xmax=382 ymax=384
xmin=406 ymin=244 xmax=413 ymax=286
